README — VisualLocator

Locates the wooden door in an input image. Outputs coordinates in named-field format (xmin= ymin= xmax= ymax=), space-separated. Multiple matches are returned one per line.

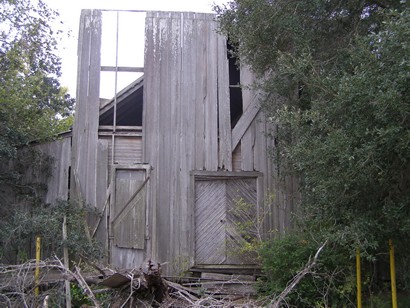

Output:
xmin=194 ymin=177 xmax=257 ymax=265
xmin=112 ymin=169 xmax=147 ymax=249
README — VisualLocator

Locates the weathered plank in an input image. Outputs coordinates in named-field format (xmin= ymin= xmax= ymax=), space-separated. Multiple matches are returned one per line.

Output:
xmin=94 ymin=140 xmax=109 ymax=250
xmin=238 ymin=66 xmax=256 ymax=171
xmin=232 ymin=144 xmax=242 ymax=172
xmin=35 ymin=137 xmax=71 ymax=205
xmin=71 ymin=10 xmax=102 ymax=209
xmin=143 ymin=12 xmax=161 ymax=261
xmin=168 ymin=11 xmax=182 ymax=266
xmin=194 ymin=16 xmax=206 ymax=170
xmin=217 ymin=32 xmax=232 ymax=171
xmin=204 ymin=17 xmax=219 ymax=171
xmin=231 ymin=97 xmax=260 ymax=153
xmin=179 ymin=12 xmax=196 ymax=261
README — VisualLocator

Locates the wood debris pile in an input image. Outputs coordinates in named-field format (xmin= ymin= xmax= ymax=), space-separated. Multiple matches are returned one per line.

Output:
xmin=0 ymin=258 xmax=263 ymax=307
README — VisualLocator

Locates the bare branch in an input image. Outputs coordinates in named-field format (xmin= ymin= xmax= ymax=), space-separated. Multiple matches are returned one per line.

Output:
xmin=269 ymin=240 xmax=327 ymax=308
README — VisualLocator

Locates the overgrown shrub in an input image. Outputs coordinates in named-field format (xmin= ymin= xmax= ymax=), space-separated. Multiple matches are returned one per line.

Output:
xmin=258 ymin=233 xmax=356 ymax=307
xmin=0 ymin=199 xmax=102 ymax=263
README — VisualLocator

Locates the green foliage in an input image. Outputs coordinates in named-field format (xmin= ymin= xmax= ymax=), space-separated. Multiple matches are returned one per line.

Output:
xmin=70 ymin=283 xmax=113 ymax=308
xmin=259 ymin=233 xmax=356 ymax=307
xmin=217 ymin=3 xmax=409 ymax=303
xmin=0 ymin=0 xmax=76 ymax=264
xmin=170 ymin=255 xmax=192 ymax=280
xmin=70 ymin=283 xmax=92 ymax=307
xmin=0 ymin=0 xmax=74 ymax=162
xmin=228 ymin=194 xmax=275 ymax=262
xmin=0 ymin=200 xmax=102 ymax=263
xmin=216 ymin=0 xmax=410 ymax=257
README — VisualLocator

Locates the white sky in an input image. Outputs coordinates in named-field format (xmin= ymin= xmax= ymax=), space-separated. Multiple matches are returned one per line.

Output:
xmin=45 ymin=0 xmax=228 ymax=97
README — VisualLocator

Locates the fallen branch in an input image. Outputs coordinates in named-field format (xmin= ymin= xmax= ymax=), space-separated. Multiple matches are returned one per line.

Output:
xmin=0 ymin=257 xmax=102 ymax=307
xmin=53 ymin=257 xmax=100 ymax=308
xmin=72 ymin=266 xmax=101 ymax=308
xmin=166 ymin=280 xmax=200 ymax=301
xmin=269 ymin=240 xmax=328 ymax=308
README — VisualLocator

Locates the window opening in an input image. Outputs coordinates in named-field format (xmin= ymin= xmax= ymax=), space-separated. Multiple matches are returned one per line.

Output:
xmin=67 ymin=166 xmax=71 ymax=200
xmin=99 ymin=78 xmax=144 ymax=126
xmin=98 ymin=11 xmax=145 ymax=128
xmin=227 ymin=41 xmax=243 ymax=128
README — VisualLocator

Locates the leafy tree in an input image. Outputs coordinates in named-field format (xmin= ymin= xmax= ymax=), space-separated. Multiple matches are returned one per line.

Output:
xmin=0 ymin=0 xmax=75 ymax=262
xmin=0 ymin=0 xmax=74 ymax=194
xmin=216 ymin=0 xmax=409 ymax=255
xmin=0 ymin=0 xmax=74 ymax=162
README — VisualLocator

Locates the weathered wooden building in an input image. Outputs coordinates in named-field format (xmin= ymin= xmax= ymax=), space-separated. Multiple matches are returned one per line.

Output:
xmin=56 ymin=10 xmax=298 ymax=275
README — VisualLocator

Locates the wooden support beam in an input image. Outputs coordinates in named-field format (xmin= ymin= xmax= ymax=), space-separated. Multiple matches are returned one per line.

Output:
xmin=231 ymin=97 xmax=260 ymax=151
xmin=101 ymin=66 xmax=144 ymax=72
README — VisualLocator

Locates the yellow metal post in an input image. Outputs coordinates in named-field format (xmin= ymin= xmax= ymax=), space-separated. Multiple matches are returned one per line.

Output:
xmin=356 ymin=248 xmax=362 ymax=308
xmin=35 ymin=236 xmax=41 ymax=297
xmin=389 ymin=239 xmax=398 ymax=308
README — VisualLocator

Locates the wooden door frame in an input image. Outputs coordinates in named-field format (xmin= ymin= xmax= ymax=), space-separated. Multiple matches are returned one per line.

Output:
xmin=189 ymin=171 xmax=264 ymax=266
xmin=108 ymin=163 xmax=151 ymax=264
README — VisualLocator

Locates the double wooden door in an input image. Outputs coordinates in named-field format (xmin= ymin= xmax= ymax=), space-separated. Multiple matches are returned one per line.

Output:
xmin=194 ymin=177 xmax=258 ymax=265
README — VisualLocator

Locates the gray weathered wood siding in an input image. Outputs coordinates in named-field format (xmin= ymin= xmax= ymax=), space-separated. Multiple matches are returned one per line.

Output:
xmin=38 ymin=137 xmax=72 ymax=204
xmin=99 ymin=133 xmax=143 ymax=179
xmin=143 ymin=12 xmax=297 ymax=273
xmin=19 ymin=137 xmax=71 ymax=205
xmin=70 ymin=10 xmax=298 ymax=273
xmin=143 ymin=12 xmax=227 ymax=269
xmin=71 ymin=9 xmax=102 ymax=210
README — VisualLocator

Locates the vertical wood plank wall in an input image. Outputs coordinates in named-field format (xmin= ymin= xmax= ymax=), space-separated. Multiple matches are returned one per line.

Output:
xmin=40 ymin=137 xmax=72 ymax=204
xmin=144 ymin=12 xmax=229 ymax=269
xmin=70 ymin=10 xmax=298 ymax=272
xmin=143 ymin=12 xmax=298 ymax=272
xmin=22 ymin=137 xmax=72 ymax=205
xmin=71 ymin=10 xmax=102 ymax=210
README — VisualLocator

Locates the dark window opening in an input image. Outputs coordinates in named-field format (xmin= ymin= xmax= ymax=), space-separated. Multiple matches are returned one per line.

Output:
xmin=227 ymin=41 xmax=243 ymax=128
xmin=67 ymin=166 xmax=71 ymax=200
xmin=99 ymin=81 xmax=144 ymax=126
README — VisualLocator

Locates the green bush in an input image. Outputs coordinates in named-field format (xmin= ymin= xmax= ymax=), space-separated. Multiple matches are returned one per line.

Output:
xmin=258 ymin=233 xmax=356 ymax=307
xmin=0 ymin=199 xmax=102 ymax=263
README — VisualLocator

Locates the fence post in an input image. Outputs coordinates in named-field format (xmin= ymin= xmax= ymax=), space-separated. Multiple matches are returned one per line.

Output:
xmin=35 ymin=236 xmax=41 ymax=297
xmin=356 ymin=248 xmax=362 ymax=308
xmin=389 ymin=239 xmax=397 ymax=308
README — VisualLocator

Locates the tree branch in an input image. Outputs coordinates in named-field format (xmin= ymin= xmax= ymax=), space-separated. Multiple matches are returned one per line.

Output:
xmin=269 ymin=240 xmax=327 ymax=308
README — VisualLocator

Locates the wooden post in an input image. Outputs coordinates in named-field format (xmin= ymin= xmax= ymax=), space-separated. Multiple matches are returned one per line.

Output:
xmin=63 ymin=215 xmax=72 ymax=308
xmin=389 ymin=239 xmax=398 ymax=308
xmin=356 ymin=248 xmax=362 ymax=308
xmin=35 ymin=236 xmax=41 ymax=297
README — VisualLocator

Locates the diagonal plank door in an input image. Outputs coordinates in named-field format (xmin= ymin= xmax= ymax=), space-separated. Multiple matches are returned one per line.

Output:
xmin=195 ymin=180 xmax=227 ymax=264
xmin=112 ymin=169 xmax=147 ymax=249
xmin=194 ymin=177 xmax=257 ymax=265
xmin=225 ymin=178 xmax=257 ymax=264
